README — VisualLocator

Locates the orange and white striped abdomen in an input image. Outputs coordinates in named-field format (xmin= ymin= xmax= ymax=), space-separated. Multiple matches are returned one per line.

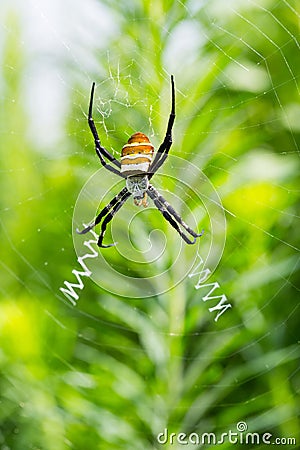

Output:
xmin=121 ymin=132 xmax=154 ymax=176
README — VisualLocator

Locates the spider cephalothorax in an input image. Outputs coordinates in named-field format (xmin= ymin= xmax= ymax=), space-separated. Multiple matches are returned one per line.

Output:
xmin=125 ymin=175 xmax=149 ymax=207
xmin=77 ymin=75 xmax=204 ymax=248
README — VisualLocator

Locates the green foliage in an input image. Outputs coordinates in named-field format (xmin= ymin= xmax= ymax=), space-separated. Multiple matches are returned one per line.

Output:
xmin=0 ymin=0 xmax=299 ymax=449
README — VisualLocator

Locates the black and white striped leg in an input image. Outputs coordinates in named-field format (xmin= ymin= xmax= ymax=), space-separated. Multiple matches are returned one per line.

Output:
xmin=88 ymin=82 xmax=124 ymax=177
xmin=148 ymin=185 xmax=204 ymax=238
xmin=147 ymin=185 xmax=203 ymax=245
xmin=149 ymin=75 xmax=175 ymax=179
xmin=147 ymin=189 xmax=195 ymax=244
xmin=97 ymin=191 xmax=132 ymax=248
xmin=76 ymin=187 xmax=129 ymax=235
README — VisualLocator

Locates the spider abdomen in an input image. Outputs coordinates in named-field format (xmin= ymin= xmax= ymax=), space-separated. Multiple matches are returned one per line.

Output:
xmin=121 ymin=132 xmax=154 ymax=176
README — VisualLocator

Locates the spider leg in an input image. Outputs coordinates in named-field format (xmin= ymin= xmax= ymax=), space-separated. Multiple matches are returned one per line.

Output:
xmin=148 ymin=185 xmax=204 ymax=238
xmin=76 ymin=187 xmax=129 ymax=235
xmin=97 ymin=191 xmax=131 ymax=248
xmin=147 ymin=185 xmax=203 ymax=245
xmin=148 ymin=75 xmax=175 ymax=179
xmin=88 ymin=82 xmax=124 ymax=178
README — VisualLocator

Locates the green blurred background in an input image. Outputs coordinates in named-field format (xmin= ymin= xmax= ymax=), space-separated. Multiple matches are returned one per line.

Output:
xmin=0 ymin=0 xmax=299 ymax=448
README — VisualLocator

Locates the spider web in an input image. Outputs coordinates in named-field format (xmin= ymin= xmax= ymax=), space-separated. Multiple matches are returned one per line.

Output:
xmin=1 ymin=0 xmax=300 ymax=448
